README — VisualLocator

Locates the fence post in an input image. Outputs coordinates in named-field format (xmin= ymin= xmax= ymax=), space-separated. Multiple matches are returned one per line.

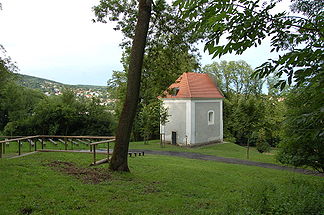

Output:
xmin=164 ymin=133 xmax=166 ymax=148
xmin=41 ymin=138 xmax=44 ymax=150
xmin=93 ymin=145 xmax=96 ymax=165
xmin=18 ymin=140 xmax=21 ymax=156
xmin=0 ymin=142 xmax=3 ymax=158
xmin=3 ymin=139 xmax=7 ymax=154
xmin=64 ymin=137 xmax=67 ymax=150
xmin=247 ymin=139 xmax=250 ymax=160
xmin=29 ymin=139 xmax=32 ymax=152
xmin=107 ymin=142 xmax=110 ymax=163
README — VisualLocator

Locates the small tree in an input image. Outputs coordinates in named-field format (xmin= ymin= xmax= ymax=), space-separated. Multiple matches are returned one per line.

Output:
xmin=256 ymin=128 xmax=271 ymax=153
xmin=138 ymin=100 xmax=168 ymax=145
xmin=159 ymin=101 xmax=169 ymax=147
xmin=139 ymin=103 xmax=156 ymax=144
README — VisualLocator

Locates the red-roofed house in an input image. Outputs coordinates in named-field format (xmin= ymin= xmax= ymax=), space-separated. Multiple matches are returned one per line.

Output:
xmin=160 ymin=72 xmax=224 ymax=146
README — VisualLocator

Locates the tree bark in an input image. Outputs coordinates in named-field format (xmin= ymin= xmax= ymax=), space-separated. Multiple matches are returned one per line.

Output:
xmin=109 ymin=0 xmax=152 ymax=172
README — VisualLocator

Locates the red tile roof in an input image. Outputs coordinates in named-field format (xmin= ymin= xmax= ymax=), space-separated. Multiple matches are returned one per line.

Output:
xmin=161 ymin=72 xmax=224 ymax=99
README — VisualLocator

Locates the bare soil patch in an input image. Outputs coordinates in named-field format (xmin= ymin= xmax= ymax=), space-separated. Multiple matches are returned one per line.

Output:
xmin=20 ymin=207 xmax=33 ymax=215
xmin=46 ymin=161 xmax=111 ymax=184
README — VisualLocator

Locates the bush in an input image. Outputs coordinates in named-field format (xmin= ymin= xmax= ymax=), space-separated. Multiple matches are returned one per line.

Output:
xmin=277 ymin=82 xmax=324 ymax=172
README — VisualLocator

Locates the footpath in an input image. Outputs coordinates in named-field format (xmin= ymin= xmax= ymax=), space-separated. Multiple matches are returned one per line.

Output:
xmin=130 ymin=149 xmax=324 ymax=177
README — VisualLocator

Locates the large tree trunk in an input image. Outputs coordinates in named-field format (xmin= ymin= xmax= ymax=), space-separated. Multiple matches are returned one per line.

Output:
xmin=109 ymin=0 xmax=152 ymax=172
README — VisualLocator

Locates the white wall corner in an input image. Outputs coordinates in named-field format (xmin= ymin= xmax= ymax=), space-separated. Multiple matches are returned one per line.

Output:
xmin=220 ymin=100 xmax=223 ymax=140
xmin=191 ymin=100 xmax=196 ymax=144
xmin=186 ymin=100 xmax=191 ymax=145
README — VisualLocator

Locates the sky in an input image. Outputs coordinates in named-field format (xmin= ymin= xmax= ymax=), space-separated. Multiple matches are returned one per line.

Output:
xmin=0 ymin=0 xmax=290 ymax=86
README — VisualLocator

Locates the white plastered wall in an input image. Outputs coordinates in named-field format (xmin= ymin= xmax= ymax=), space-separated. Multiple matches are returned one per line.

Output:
xmin=161 ymin=98 xmax=223 ymax=145
xmin=192 ymin=99 xmax=223 ymax=144
xmin=161 ymin=99 xmax=189 ymax=145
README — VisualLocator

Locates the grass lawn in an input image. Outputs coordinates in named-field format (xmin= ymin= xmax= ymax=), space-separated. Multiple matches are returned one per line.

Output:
xmin=129 ymin=140 xmax=278 ymax=164
xmin=2 ymin=140 xmax=277 ymax=165
xmin=0 ymin=152 xmax=323 ymax=215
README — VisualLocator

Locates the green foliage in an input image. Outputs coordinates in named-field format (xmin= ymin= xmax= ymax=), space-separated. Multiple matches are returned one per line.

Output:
xmin=138 ymin=100 xmax=167 ymax=144
xmin=174 ymin=0 xmax=323 ymax=168
xmin=93 ymin=0 xmax=202 ymax=50
xmin=229 ymin=95 xmax=284 ymax=147
xmin=1 ymin=46 xmax=114 ymax=136
xmin=98 ymin=0 xmax=201 ymax=141
xmin=108 ymin=49 xmax=198 ymax=141
xmin=256 ymin=128 xmax=271 ymax=153
xmin=0 ymin=82 xmax=44 ymax=133
xmin=176 ymin=1 xmax=323 ymax=171
xmin=107 ymin=69 xmax=127 ymax=119
xmin=203 ymin=60 xmax=263 ymax=95
xmin=31 ymin=91 xmax=116 ymax=136
xmin=227 ymin=95 xmax=266 ymax=145
xmin=203 ymin=61 xmax=285 ymax=147
xmin=0 ymin=46 xmax=19 ymax=130
xmin=140 ymin=100 xmax=169 ymax=143
xmin=0 ymin=45 xmax=18 ymax=79
xmin=277 ymin=82 xmax=324 ymax=172
xmin=174 ymin=0 xmax=323 ymax=89
xmin=1 ymin=89 xmax=116 ymax=136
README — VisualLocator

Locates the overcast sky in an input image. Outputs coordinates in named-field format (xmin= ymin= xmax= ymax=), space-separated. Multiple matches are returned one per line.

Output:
xmin=0 ymin=0 xmax=290 ymax=86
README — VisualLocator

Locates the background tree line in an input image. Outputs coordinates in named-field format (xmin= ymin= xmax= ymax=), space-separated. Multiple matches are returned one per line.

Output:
xmin=1 ymin=89 xmax=116 ymax=136
xmin=203 ymin=60 xmax=286 ymax=153
xmin=0 ymin=48 xmax=116 ymax=136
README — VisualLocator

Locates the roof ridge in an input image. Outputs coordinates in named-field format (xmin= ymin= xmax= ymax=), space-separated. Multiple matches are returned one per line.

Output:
xmin=160 ymin=72 xmax=224 ymax=99
xmin=207 ymin=73 xmax=225 ymax=98
xmin=185 ymin=72 xmax=192 ymax=97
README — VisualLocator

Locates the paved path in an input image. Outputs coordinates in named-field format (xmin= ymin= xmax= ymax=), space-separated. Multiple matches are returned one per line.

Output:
xmin=7 ymin=149 xmax=323 ymax=177
xmin=130 ymin=149 xmax=324 ymax=177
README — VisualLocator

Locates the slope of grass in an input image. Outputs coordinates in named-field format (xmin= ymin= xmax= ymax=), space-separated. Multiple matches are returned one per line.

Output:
xmin=0 ymin=152 xmax=323 ymax=215
xmin=2 ymin=140 xmax=276 ymax=164
xmin=2 ymin=140 xmax=278 ymax=164
xmin=129 ymin=140 xmax=277 ymax=164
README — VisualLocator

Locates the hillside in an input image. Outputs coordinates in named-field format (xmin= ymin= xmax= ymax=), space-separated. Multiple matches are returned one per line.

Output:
xmin=0 ymin=147 xmax=322 ymax=214
xmin=16 ymin=74 xmax=110 ymax=103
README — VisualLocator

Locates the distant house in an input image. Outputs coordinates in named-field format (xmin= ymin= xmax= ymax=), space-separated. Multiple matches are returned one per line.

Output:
xmin=160 ymin=72 xmax=224 ymax=146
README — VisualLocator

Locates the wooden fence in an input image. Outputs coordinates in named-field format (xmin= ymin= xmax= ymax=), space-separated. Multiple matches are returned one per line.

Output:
xmin=0 ymin=135 xmax=115 ymax=165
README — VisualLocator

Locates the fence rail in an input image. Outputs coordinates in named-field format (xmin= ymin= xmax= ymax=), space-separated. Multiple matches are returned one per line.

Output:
xmin=0 ymin=136 xmax=39 ymax=144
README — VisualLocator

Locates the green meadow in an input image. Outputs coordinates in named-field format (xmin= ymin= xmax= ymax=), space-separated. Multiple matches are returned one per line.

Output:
xmin=0 ymin=145 xmax=323 ymax=215
xmin=3 ymin=140 xmax=276 ymax=164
